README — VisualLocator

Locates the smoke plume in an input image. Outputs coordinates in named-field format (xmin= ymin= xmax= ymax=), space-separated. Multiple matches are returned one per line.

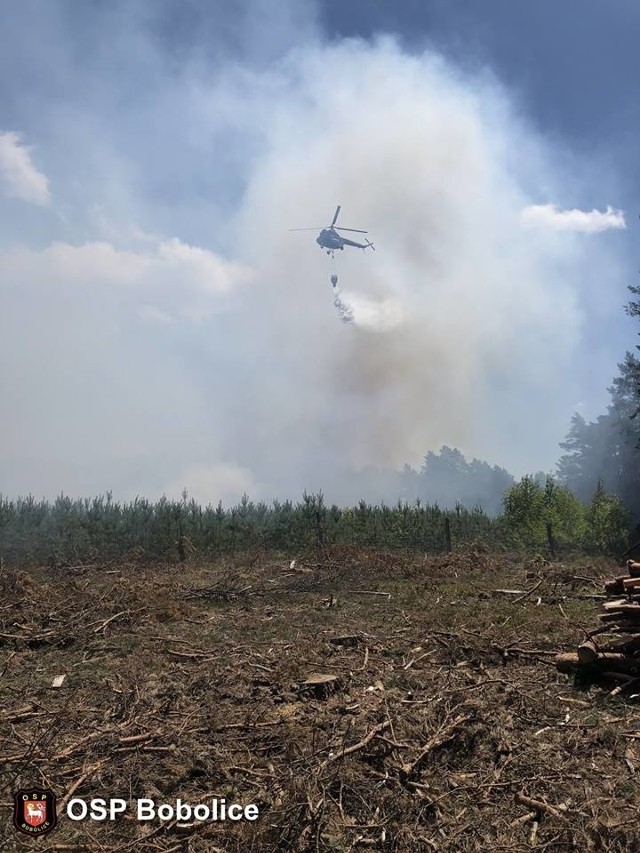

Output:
xmin=0 ymin=12 xmax=627 ymax=506
xmin=211 ymin=37 xmax=605 ymax=498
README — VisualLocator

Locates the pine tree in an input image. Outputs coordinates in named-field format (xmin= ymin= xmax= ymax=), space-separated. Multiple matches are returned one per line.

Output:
xmin=557 ymin=412 xmax=618 ymax=502
xmin=557 ymin=282 xmax=640 ymax=517
xmin=419 ymin=447 xmax=513 ymax=515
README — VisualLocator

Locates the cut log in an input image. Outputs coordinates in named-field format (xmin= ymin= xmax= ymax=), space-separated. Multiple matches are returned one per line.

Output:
xmin=604 ymin=603 xmax=640 ymax=619
xmin=577 ymin=640 xmax=599 ymax=664
xmin=601 ymin=671 xmax=637 ymax=684
xmin=603 ymin=599 xmax=629 ymax=611
xmin=600 ymin=613 xmax=629 ymax=624
xmin=605 ymin=578 xmax=625 ymax=595
xmin=611 ymin=657 xmax=640 ymax=676
xmin=581 ymin=651 xmax=626 ymax=666
xmin=600 ymin=607 xmax=640 ymax=623
xmin=556 ymin=652 xmax=582 ymax=673
xmin=628 ymin=561 xmax=640 ymax=576
xmin=622 ymin=577 xmax=640 ymax=592
xmin=556 ymin=651 xmax=640 ymax=676
xmin=600 ymin=623 xmax=640 ymax=633
xmin=602 ymin=634 xmax=640 ymax=653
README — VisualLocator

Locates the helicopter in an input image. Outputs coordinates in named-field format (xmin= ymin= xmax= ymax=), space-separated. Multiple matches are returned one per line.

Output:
xmin=290 ymin=205 xmax=375 ymax=256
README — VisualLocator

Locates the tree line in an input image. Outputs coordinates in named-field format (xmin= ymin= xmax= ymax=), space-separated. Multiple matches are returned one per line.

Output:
xmin=0 ymin=478 xmax=630 ymax=567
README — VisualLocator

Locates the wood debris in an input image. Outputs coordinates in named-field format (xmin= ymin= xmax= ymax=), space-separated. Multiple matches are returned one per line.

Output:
xmin=2 ymin=546 xmax=639 ymax=850
xmin=555 ymin=560 xmax=640 ymax=690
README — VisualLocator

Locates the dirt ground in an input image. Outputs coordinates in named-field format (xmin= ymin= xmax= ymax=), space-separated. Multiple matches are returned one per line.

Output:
xmin=1 ymin=546 xmax=639 ymax=852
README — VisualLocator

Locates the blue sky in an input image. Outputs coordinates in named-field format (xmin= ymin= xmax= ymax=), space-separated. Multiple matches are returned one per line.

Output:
xmin=0 ymin=0 xmax=637 ymax=504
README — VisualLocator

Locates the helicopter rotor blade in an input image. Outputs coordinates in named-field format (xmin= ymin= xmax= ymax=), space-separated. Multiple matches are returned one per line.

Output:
xmin=289 ymin=227 xmax=325 ymax=231
xmin=331 ymin=205 xmax=341 ymax=227
xmin=334 ymin=227 xmax=368 ymax=233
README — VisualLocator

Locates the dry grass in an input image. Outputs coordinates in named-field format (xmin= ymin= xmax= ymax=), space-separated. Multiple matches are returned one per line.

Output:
xmin=1 ymin=546 xmax=638 ymax=852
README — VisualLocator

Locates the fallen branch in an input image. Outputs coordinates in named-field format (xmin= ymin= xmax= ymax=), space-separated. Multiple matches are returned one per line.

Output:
xmin=49 ymin=731 xmax=108 ymax=761
xmin=401 ymin=714 xmax=473 ymax=780
xmin=515 ymin=791 xmax=567 ymax=822
xmin=59 ymin=761 xmax=106 ymax=810
xmin=344 ymin=590 xmax=391 ymax=599
xmin=321 ymin=720 xmax=391 ymax=767
xmin=356 ymin=646 xmax=370 ymax=671
xmin=509 ymin=810 xmax=537 ymax=828
xmin=164 ymin=649 xmax=213 ymax=660
xmin=211 ymin=721 xmax=286 ymax=732
xmin=512 ymin=579 xmax=544 ymax=603
xmin=90 ymin=610 xmax=129 ymax=634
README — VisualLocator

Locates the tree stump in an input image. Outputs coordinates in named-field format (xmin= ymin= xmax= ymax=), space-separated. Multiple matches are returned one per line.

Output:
xmin=298 ymin=673 xmax=342 ymax=699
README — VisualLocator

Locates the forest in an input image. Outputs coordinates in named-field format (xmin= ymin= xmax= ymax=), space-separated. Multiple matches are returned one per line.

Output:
xmin=0 ymin=473 xmax=631 ymax=567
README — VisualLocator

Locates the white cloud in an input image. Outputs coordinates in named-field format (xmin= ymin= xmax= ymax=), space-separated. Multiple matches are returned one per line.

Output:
xmin=520 ymin=203 xmax=626 ymax=233
xmin=0 ymin=130 xmax=51 ymax=205
xmin=1 ymin=236 xmax=253 ymax=322
xmin=157 ymin=237 xmax=253 ymax=295
xmin=0 ymin=230 xmax=247 ymax=501
xmin=46 ymin=241 xmax=153 ymax=283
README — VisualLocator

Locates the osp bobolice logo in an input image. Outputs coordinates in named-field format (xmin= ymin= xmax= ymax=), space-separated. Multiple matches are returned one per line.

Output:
xmin=13 ymin=789 xmax=57 ymax=836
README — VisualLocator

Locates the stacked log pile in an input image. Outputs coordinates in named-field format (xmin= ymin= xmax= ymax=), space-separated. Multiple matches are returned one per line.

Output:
xmin=556 ymin=560 xmax=640 ymax=689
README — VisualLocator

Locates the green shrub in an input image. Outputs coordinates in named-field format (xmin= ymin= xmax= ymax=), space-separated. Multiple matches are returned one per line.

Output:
xmin=502 ymin=475 xmax=587 ymax=549
xmin=583 ymin=479 xmax=632 ymax=554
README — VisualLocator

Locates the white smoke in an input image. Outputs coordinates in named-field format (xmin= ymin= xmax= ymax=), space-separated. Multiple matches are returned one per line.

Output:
xmin=0 ymin=25 xmax=628 ymax=504
xmin=343 ymin=291 xmax=405 ymax=332
xmin=331 ymin=275 xmax=404 ymax=332
xmin=217 ymin=37 xmax=616 ymax=488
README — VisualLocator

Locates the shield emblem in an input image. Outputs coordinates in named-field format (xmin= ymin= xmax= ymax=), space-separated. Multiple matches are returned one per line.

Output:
xmin=13 ymin=789 xmax=57 ymax=836
xmin=25 ymin=800 xmax=46 ymax=826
